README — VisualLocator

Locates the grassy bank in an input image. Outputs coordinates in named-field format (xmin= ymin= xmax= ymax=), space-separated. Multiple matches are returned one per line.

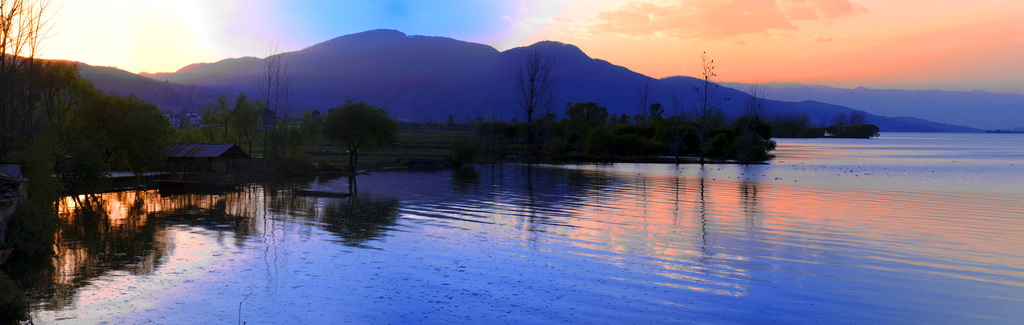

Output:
xmin=307 ymin=123 xmax=473 ymax=172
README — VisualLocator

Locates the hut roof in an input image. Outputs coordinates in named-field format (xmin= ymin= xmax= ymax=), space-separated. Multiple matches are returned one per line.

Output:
xmin=0 ymin=162 xmax=22 ymax=179
xmin=167 ymin=144 xmax=249 ymax=159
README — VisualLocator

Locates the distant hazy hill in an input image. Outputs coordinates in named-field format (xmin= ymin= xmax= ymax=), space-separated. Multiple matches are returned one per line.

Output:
xmin=77 ymin=63 xmax=221 ymax=113
xmin=723 ymin=82 xmax=1023 ymax=131
xmin=100 ymin=29 xmax=973 ymax=132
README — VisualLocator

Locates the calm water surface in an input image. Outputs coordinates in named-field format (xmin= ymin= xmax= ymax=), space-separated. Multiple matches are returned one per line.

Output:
xmin=23 ymin=133 xmax=1024 ymax=324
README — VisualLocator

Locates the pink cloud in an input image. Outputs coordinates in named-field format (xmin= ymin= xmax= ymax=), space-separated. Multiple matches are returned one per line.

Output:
xmin=590 ymin=0 xmax=867 ymax=40
xmin=779 ymin=0 xmax=868 ymax=20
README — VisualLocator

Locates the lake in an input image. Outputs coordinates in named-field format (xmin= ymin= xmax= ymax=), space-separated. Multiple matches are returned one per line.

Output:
xmin=21 ymin=132 xmax=1024 ymax=324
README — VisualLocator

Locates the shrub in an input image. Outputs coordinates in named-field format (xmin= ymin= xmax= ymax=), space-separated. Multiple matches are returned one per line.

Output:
xmin=450 ymin=135 xmax=482 ymax=166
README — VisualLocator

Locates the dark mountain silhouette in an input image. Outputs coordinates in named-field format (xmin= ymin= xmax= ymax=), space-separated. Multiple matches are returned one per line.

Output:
xmin=91 ymin=29 xmax=975 ymax=132
xmin=77 ymin=63 xmax=221 ymax=113
xmin=662 ymin=78 xmax=978 ymax=132
xmin=145 ymin=29 xmax=504 ymax=121
xmin=723 ymin=82 xmax=1023 ymax=131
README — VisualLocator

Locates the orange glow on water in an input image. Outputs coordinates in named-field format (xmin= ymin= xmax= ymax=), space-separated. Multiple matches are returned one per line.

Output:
xmin=29 ymin=155 xmax=1024 ymax=323
xmin=538 ymin=165 xmax=1024 ymax=291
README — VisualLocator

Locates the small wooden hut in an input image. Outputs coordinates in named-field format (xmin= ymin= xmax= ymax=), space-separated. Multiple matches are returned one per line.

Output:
xmin=166 ymin=143 xmax=250 ymax=173
xmin=0 ymin=163 xmax=25 ymax=249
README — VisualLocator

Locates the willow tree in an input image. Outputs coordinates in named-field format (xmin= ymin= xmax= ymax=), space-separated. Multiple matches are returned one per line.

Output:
xmin=323 ymin=101 xmax=397 ymax=173
xmin=74 ymin=94 xmax=175 ymax=175
xmin=200 ymin=95 xmax=230 ymax=142
xmin=230 ymin=93 xmax=261 ymax=154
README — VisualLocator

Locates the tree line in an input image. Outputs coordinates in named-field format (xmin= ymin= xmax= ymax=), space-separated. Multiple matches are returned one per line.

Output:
xmin=0 ymin=58 xmax=177 ymax=192
xmin=771 ymin=111 xmax=880 ymax=139
xmin=176 ymin=93 xmax=321 ymax=161
xmin=470 ymin=100 xmax=775 ymax=164
xmin=465 ymin=51 xmax=776 ymax=164
xmin=174 ymin=97 xmax=397 ymax=174
xmin=0 ymin=0 xmax=175 ymax=193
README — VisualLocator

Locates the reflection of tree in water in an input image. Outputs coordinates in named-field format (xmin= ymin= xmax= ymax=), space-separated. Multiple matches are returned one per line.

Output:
xmin=523 ymin=164 xmax=539 ymax=241
xmin=740 ymin=179 xmax=761 ymax=229
xmin=0 ymin=270 xmax=28 ymax=322
xmin=496 ymin=164 xmax=614 ymax=235
xmin=685 ymin=168 xmax=760 ymax=296
xmin=6 ymin=186 xmax=290 ymax=316
xmin=318 ymin=195 xmax=401 ymax=248
xmin=160 ymin=196 xmax=250 ymax=248
xmin=512 ymin=164 xmax=554 ymax=240
xmin=450 ymin=165 xmax=480 ymax=192
xmin=565 ymin=167 xmax=612 ymax=192
xmin=18 ymin=191 xmax=172 ymax=311
xmin=739 ymin=165 xmax=762 ymax=229
xmin=697 ymin=168 xmax=710 ymax=255
xmin=1 ymin=183 xmax=354 ymax=321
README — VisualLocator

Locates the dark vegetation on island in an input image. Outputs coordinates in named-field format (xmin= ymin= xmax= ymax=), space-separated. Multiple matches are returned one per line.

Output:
xmin=772 ymin=110 xmax=881 ymax=139
xmin=467 ymin=102 xmax=776 ymax=163
xmin=984 ymin=129 xmax=1024 ymax=134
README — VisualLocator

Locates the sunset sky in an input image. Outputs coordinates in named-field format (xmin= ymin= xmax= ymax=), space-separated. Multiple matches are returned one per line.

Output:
xmin=44 ymin=0 xmax=1024 ymax=93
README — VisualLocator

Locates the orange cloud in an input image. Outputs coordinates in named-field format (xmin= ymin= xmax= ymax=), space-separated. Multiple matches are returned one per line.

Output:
xmin=778 ymin=0 xmax=868 ymax=20
xmin=722 ymin=12 xmax=1024 ymax=91
xmin=590 ymin=0 xmax=867 ymax=40
xmin=812 ymin=35 xmax=834 ymax=42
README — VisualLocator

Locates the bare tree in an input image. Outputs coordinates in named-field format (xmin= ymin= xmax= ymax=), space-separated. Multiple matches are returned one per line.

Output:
xmin=668 ymin=88 xmax=687 ymax=163
xmin=0 ymin=0 xmax=54 ymax=156
xmin=636 ymin=81 xmax=652 ymax=124
xmin=36 ymin=60 xmax=79 ymax=130
xmin=513 ymin=51 xmax=555 ymax=153
xmin=738 ymin=85 xmax=767 ymax=163
xmin=831 ymin=112 xmax=848 ymax=126
xmin=254 ymin=46 xmax=290 ymax=159
xmin=849 ymin=110 xmax=866 ymax=125
xmin=670 ymin=89 xmax=686 ymax=120
xmin=745 ymin=85 xmax=766 ymax=119
xmin=695 ymin=51 xmax=720 ymax=165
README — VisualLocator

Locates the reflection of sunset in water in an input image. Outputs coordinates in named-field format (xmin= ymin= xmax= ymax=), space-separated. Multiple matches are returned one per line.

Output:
xmin=26 ymin=134 xmax=1024 ymax=324
xmin=58 ymin=191 xmax=162 ymax=227
xmin=43 ymin=190 xmax=169 ymax=310
xmin=41 ymin=187 xmax=277 ymax=311
xmin=484 ymin=162 xmax=1024 ymax=300
xmin=553 ymin=171 xmax=754 ymax=296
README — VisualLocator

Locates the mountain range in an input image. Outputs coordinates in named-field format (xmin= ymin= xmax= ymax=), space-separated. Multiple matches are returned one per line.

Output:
xmin=77 ymin=64 xmax=222 ymax=113
xmin=77 ymin=29 xmax=990 ymax=132
xmin=722 ymin=82 xmax=1024 ymax=131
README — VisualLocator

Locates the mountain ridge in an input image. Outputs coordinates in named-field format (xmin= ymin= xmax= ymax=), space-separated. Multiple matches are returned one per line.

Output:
xmin=722 ymin=82 xmax=1024 ymax=130
xmin=77 ymin=63 xmax=222 ymax=113
xmin=80 ymin=29 xmax=979 ymax=132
